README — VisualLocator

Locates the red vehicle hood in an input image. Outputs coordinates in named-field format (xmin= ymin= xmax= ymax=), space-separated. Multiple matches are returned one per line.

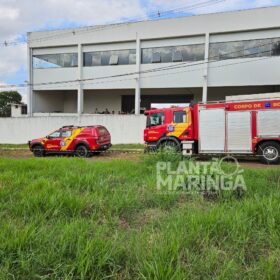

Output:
xmin=30 ymin=137 xmax=46 ymax=144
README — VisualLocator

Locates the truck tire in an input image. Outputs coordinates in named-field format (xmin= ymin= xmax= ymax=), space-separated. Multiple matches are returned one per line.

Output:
xmin=32 ymin=145 xmax=45 ymax=157
xmin=159 ymin=139 xmax=180 ymax=153
xmin=257 ymin=141 xmax=280 ymax=164
xmin=75 ymin=144 xmax=89 ymax=158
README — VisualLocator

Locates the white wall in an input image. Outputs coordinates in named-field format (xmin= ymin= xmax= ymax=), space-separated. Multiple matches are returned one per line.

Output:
xmin=0 ymin=115 xmax=146 ymax=144
xmin=29 ymin=6 xmax=280 ymax=48
xmin=84 ymin=91 xmax=122 ymax=113
xmin=11 ymin=105 xmax=23 ymax=117
xmin=34 ymin=91 xmax=77 ymax=113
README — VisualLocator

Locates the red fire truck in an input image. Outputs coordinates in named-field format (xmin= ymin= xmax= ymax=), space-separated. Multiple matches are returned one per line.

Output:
xmin=144 ymin=97 xmax=280 ymax=164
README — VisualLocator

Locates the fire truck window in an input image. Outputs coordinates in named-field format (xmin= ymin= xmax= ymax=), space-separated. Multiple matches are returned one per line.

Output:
xmin=48 ymin=131 xmax=61 ymax=138
xmin=150 ymin=113 xmax=165 ymax=127
xmin=173 ymin=111 xmax=187 ymax=123
xmin=61 ymin=130 xmax=72 ymax=138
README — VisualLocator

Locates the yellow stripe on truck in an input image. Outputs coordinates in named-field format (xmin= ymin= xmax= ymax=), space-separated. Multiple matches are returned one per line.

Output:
xmin=61 ymin=128 xmax=84 ymax=151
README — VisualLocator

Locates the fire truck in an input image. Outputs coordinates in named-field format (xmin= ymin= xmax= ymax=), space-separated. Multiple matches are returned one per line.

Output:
xmin=144 ymin=95 xmax=280 ymax=164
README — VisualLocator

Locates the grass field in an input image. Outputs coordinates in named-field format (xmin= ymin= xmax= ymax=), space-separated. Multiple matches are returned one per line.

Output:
xmin=0 ymin=154 xmax=279 ymax=279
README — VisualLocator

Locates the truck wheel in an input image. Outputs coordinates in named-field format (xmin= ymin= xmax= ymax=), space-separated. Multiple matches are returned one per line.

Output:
xmin=258 ymin=141 xmax=280 ymax=164
xmin=32 ymin=145 xmax=45 ymax=157
xmin=75 ymin=145 xmax=89 ymax=158
xmin=159 ymin=140 xmax=180 ymax=153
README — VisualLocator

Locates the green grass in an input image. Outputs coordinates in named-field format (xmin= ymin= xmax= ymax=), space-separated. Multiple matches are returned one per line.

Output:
xmin=0 ymin=155 xmax=279 ymax=279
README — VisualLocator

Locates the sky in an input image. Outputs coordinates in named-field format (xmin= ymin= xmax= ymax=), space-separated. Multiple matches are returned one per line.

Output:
xmin=0 ymin=0 xmax=280 ymax=102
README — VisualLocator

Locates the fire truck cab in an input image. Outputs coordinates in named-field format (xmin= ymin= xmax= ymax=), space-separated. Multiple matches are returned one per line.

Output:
xmin=144 ymin=97 xmax=280 ymax=164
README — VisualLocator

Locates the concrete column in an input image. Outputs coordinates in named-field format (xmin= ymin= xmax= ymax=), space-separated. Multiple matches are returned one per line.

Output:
xmin=202 ymin=33 xmax=210 ymax=103
xmin=77 ymin=86 xmax=84 ymax=115
xmin=135 ymin=33 xmax=141 ymax=115
xmin=27 ymin=45 xmax=33 ymax=116
xmin=77 ymin=43 xmax=84 ymax=114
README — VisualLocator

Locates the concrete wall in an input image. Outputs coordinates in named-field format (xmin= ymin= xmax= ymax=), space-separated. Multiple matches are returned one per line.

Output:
xmin=29 ymin=6 xmax=280 ymax=48
xmin=84 ymin=90 xmax=123 ymax=113
xmin=34 ymin=91 xmax=77 ymax=113
xmin=0 ymin=115 xmax=146 ymax=144
xmin=11 ymin=105 xmax=23 ymax=117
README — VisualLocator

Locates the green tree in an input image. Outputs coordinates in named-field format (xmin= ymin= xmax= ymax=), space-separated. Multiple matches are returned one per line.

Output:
xmin=0 ymin=91 xmax=22 ymax=117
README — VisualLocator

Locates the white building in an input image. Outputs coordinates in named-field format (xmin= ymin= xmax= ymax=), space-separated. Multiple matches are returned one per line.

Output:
xmin=28 ymin=6 xmax=280 ymax=116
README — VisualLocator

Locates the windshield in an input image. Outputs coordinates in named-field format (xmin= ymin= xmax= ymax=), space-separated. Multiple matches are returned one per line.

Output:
xmin=148 ymin=112 xmax=165 ymax=127
xmin=48 ymin=131 xmax=61 ymax=138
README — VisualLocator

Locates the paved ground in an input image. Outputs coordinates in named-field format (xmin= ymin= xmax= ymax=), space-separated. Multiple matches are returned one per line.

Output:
xmin=0 ymin=148 xmax=279 ymax=169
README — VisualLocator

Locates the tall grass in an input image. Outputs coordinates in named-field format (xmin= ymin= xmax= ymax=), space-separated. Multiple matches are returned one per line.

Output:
xmin=0 ymin=156 xmax=279 ymax=279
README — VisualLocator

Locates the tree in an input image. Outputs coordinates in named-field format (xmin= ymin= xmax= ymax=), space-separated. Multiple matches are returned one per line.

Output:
xmin=0 ymin=91 xmax=22 ymax=117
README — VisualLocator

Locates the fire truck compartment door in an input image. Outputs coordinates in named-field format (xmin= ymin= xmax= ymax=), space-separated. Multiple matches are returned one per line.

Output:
xmin=199 ymin=108 xmax=225 ymax=153
xmin=227 ymin=111 xmax=252 ymax=153
xmin=257 ymin=110 xmax=280 ymax=137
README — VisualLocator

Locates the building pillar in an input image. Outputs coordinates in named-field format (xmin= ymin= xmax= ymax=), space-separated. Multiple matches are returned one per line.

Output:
xmin=27 ymin=46 xmax=33 ymax=116
xmin=77 ymin=86 xmax=84 ymax=115
xmin=77 ymin=43 xmax=84 ymax=114
xmin=202 ymin=33 xmax=210 ymax=103
xmin=135 ymin=34 xmax=141 ymax=115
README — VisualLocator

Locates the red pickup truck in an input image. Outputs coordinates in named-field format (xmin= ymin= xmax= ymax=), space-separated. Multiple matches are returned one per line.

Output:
xmin=28 ymin=125 xmax=111 ymax=157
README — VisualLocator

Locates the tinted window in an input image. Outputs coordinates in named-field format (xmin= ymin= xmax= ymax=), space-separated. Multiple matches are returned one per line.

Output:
xmin=33 ymin=53 xmax=78 ymax=69
xmin=48 ymin=131 xmax=61 ymax=138
xmin=173 ymin=111 xmax=187 ymax=123
xmin=98 ymin=127 xmax=109 ymax=135
xmin=84 ymin=49 xmax=136 ymax=66
xmin=142 ymin=44 xmax=205 ymax=64
xmin=150 ymin=113 xmax=165 ymax=127
xmin=209 ymin=37 xmax=280 ymax=61
xmin=172 ymin=50 xmax=183 ymax=62
xmin=152 ymin=52 xmax=161 ymax=63
xmin=61 ymin=130 xmax=72 ymax=138
xmin=272 ymin=39 xmax=280 ymax=56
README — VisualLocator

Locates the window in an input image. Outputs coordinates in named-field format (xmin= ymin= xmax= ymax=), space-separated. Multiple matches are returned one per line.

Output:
xmin=209 ymin=37 xmax=280 ymax=61
xmin=33 ymin=53 xmax=78 ymax=69
xmin=150 ymin=113 xmax=165 ymax=127
xmin=172 ymin=51 xmax=183 ymax=62
xmin=61 ymin=130 xmax=72 ymax=138
xmin=272 ymin=38 xmax=280 ymax=56
xmin=48 ymin=131 xmax=61 ymax=138
xmin=142 ymin=49 xmax=153 ymax=64
xmin=109 ymin=54 xmax=119 ymax=65
xmin=98 ymin=127 xmax=109 ymax=135
xmin=160 ymin=47 xmax=172 ymax=63
xmin=152 ymin=52 xmax=161 ymax=63
xmin=83 ymin=49 xmax=136 ymax=66
xmin=173 ymin=111 xmax=187 ymax=123
xmin=142 ymin=44 xmax=205 ymax=64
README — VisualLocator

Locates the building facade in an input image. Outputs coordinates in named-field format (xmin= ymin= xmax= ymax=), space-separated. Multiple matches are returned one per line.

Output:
xmin=28 ymin=6 xmax=280 ymax=115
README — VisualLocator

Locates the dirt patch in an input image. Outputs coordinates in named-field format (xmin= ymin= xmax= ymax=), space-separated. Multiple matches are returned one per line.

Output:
xmin=0 ymin=149 xmax=142 ymax=161
xmin=88 ymin=151 xmax=141 ymax=162
xmin=0 ymin=149 xmax=32 ymax=159
xmin=0 ymin=149 xmax=279 ymax=169
xmin=237 ymin=159 xmax=280 ymax=169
